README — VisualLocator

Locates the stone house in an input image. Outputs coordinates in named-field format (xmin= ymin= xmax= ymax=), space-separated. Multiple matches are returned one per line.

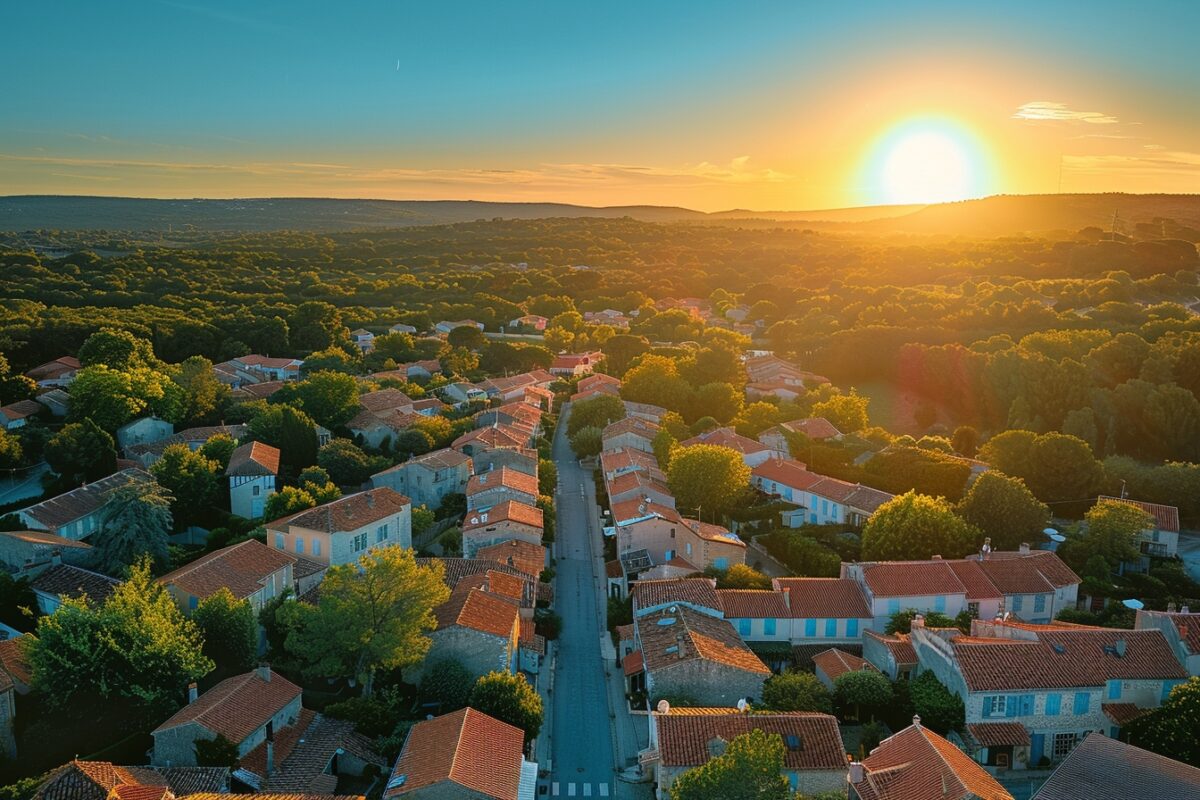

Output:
xmin=18 ymin=468 xmax=155 ymax=540
xmin=757 ymin=418 xmax=843 ymax=456
xmin=462 ymin=500 xmax=544 ymax=558
xmin=151 ymin=666 xmax=303 ymax=767
xmin=716 ymin=578 xmax=873 ymax=648
xmin=644 ymin=708 xmax=847 ymax=800
xmin=1135 ymin=607 xmax=1200 ymax=675
xmin=347 ymin=407 xmax=419 ymax=449
xmin=606 ymin=469 xmax=675 ymax=508
xmin=225 ymin=441 xmax=279 ymax=519
xmin=125 ymin=424 xmax=248 ymax=467
xmin=911 ymin=617 xmax=1188 ymax=770
xmin=115 ymin=417 xmax=175 ymax=451
xmin=631 ymin=605 xmax=770 ymax=707
xmin=599 ymin=446 xmax=662 ymax=482
xmin=416 ymin=582 xmax=521 ymax=682
xmin=158 ymin=539 xmax=295 ymax=614
xmin=862 ymin=629 xmax=918 ymax=681
xmin=465 ymin=467 xmax=538 ymax=512
xmin=473 ymin=446 xmax=539 ymax=477
xmin=1032 ymin=732 xmax=1200 ymax=800
xmin=0 ymin=530 xmax=93 ymax=576
xmin=476 ymin=539 xmax=547 ymax=579
xmin=601 ymin=417 xmax=660 ymax=454
xmin=452 ymin=424 xmax=530 ymax=455
xmin=265 ymin=488 xmax=411 ymax=568
xmin=609 ymin=500 xmax=745 ymax=570
xmin=371 ymin=447 xmax=471 ymax=511
xmin=31 ymin=759 xmax=231 ymax=800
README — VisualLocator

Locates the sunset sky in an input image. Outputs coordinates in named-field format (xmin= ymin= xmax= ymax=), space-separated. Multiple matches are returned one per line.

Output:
xmin=3 ymin=1 xmax=1198 ymax=210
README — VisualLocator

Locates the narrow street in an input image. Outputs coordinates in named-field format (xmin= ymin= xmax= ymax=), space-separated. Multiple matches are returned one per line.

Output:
xmin=548 ymin=404 xmax=617 ymax=798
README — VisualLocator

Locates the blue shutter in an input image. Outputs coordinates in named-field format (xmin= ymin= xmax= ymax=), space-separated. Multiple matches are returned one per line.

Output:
xmin=1073 ymin=692 xmax=1090 ymax=715
xmin=1012 ymin=595 xmax=1024 ymax=612
xmin=1034 ymin=594 xmax=1047 ymax=614
xmin=825 ymin=618 xmax=837 ymax=637
xmin=1045 ymin=693 xmax=1061 ymax=715
xmin=935 ymin=595 xmax=946 ymax=613
xmin=805 ymin=619 xmax=817 ymax=637
xmin=1021 ymin=694 xmax=1034 ymax=716
xmin=846 ymin=618 xmax=859 ymax=637
xmin=1005 ymin=697 xmax=1017 ymax=718
xmin=738 ymin=618 xmax=752 ymax=637
xmin=764 ymin=618 xmax=776 ymax=636
xmin=1108 ymin=681 xmax=1121 ymax=700
xmin=982 ymin=696 xmax=993 ymax=719
xmin=887 ymin=599 xmax=900 ymax=615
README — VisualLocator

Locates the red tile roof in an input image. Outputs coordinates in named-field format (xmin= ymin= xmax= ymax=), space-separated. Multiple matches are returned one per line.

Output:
xmin=0 ymin=636 xmax=33 ymax=686
xmin=859 ymin=561 xmax=966 ymax=598
xmin=623 ymin=650 xmax=645 ymax=676
xmin=152 ymin=668 xmax=302 ymax=744
xmin=632 ymin=578 xmax=721 ymax=613
xmin=21 ymin=468 xmax=152 ymax=530
xmin=31 ymin=564 xmax=120 ymax=604
xmin=967 ymin=722 xmax=1030 ymax=747
xmin=946 ymin=560 xmax=1005 ymax=600
xmin=385 ymin=708 xmax=525 ymax=800
xmin=1032 ymin=733 xmax=1200 ymax=800
xmin=1097 ymin=496 xmax=1180 ymax=532
xmin=25 ymin=356 xmax=81 ymax=381
xmin=751 ymin=458 xmax=819 ymax=489
xmin=466 ymin=467 xmax=538 ymax=499
xmin=268 ymin=488 xmax=410 ymax=533
xmin=607 ymin=469 xmax=672 ymax=499
xmin=225 ymin=441 xmax=280 ymax=477
xmin=358 ymin=388 xmax=415 ymax=414
xmin=682 ymin=518 xmax=745 ymax=548
xmin=1101 ymin=702 xmax=1150 ymax=726
xmin=863 ymin=630 xmax=917 ymax=667
xmin=716 ymin=590 xmax=790 ymax=619
xmin=452 ymin=425 xmax=528 ymax=451
xmin=1 ymin=399 xmax=43 ymax=422
xmin=813 ymin=648 xmax=879 ymax=682
xmin=475 ymin=539 xmax=546 ymax=577
xmin=611 ymin=497 xmax=682 ymax=526
xmin=599 ymin=446 xmax=660 ymax=476
xmin=853 ymin=722 xmax=1013 ymax=800
xmin=680 ymin=427 xmax=769 ymax=454
xmin=433 ymin=586 xmax=520 ymax=638
xmin=602 ymin=416 xmax=660 ymax=443
xmin=158 ymin=539 xmax=295 ymax=602
xmin=578 ymin=373 xmax=621 ymax=392
xmin=463 ymin=499 xmax=543 ymax=531
xmin=637 ymin=606 xmax=769 ymax=675
xmin=774 ymin=578 xmax=872 ymax=618
xmin=782 ymin=418 xmax=842 ymax=440
xmin=656 ymin=709 xmax=845 ymax=770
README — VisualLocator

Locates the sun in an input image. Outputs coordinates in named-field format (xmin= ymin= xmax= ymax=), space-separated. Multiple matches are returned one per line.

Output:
xmin=864 ymin=117 xmax=991 ymax=205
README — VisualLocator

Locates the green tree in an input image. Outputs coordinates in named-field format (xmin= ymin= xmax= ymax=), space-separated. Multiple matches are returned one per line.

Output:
xmin=761 ymin=670 xmax=833 ymax=713
xmin=69 ymin=365 xmax=184 ymax=431
xmin=44 ymin=419 xmax=117 ymax=485
xmin=319 ymin=438 xmax=383 ymax=485
xmin=1081 ymin=499 xmax=1151 ymax=570
xmin=667 ymin=444 xmax=751 ymax=519
xmin=419 ymin=658 xmax=473 ymax=712
xmin=652 ymin=427 xmax=677 ymax=469
xmin=248 ymin=403 xmax=319 ymax=476
xmin=411 ymin=504 xmax=435 ymax=538
xmin=669 ymin=728 xmax=791 ymax=800
xmin=567 ymin=394 xmax=625 ymax=436
xmin=951 ymin=425 xmax=979 ymax=458
xmin=713 ymin=563 xmax=772 ymax=590
xmin=691 ymin=382 xmax=743 ymax=424
xmin=907 ymin=672 xmax=964 ymax=734
xmin=93 ymin=478 xmax=174 ymax=574
xmin=199 ymin=433 xmax=237 ymax=470
xmin=980 ymin=430 xmax=1103 ymax=503
xmin=1128 ymin=676 xmax=1200 ymax=767
xmin=862 ymin=491 xmax=980 ymax=561
xmin=174 ymin=355 xmax=230 ymax=426
xmin=289 ymin=301 xmax=348 ymax=353
xmin=78 ymin=328 xmax=157 ymax=371
xmin=468 ymin=671 xmax=544 ymax=745
xmin=264 ymin=485 xmax=317 ymax=520
xmin=0 ymin=353 xmax=36 ymax=405
xmin=956 ymin=471 xmax=1050 ymax=551
xmin=538 ymin=458 xmax=557 ymax=496
xmin=732 ymin=402 xmax=782 ymax=438
xmin=441 ymin=347 xmax=480 ymax=377
xmin=885 ymin=608 xmax=955 ymax=634
xmin=447 ymin=325 xmax=487 ymax=350
xmin=810 ymin=391 xmax=869 ymax=433
xmin=195 ymin=733 xmax=240 ymax=768
xmin=279 ymin=370 xmax=361 ymax=429
xmin=834 ymin=670 xmax=892 ymax=721
xmin=27 ymin=558 xmax=212 ymax=714
xmin=622 ymin=355 xmax=693 ymax=413
xmin=569 ymin=425 xmax=604 ymax=458
xmin=285 ymin=547 xmax=449 ymax=695
xmin=151 ymin=443 xmax=221 ymax=524
xmin=301 ymin=345 xmax=363 ymax=376
xmin=193 ymin=587 xmax=258 ymax=677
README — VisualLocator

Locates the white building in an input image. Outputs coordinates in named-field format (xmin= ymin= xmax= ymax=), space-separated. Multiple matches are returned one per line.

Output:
xmin=225 ymin=440 xmax=279 ymax=519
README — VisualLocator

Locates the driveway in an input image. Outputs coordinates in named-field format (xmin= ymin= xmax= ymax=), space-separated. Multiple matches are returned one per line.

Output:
xmin=548 ymin=404 xmax=616 ymax=798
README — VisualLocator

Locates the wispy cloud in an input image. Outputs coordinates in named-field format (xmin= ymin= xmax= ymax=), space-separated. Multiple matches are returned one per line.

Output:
xmin=1014 ymin=101 xmax=1120 ymax=124
xmin=1063 ymin=150 xmax=1200 ymax=176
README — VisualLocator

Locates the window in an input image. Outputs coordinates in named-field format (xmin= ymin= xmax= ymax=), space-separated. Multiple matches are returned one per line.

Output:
xmin=714 ymin=558 xmax=728 ymax=570
xmin=376 ymin=524 xmax=389 ymax=543
xmin=804 ymin=619 xmax=817 ymax=637
xmin=670 ymin=528 xmax=676 ymax=539
xmin=1045 ymin=693 xmax=1061 ymax=716
xmin=1108 ymin=681 xmax=1122 ymax=700
xmin=934 ymin=595 xmax=946 ymax=613
xmin=1073 ymin=692 xmax=1090 ymax=715
xmin=1053 ymin=733 xmax=1077 ymax=759
xmin=887 ymin=599 xmax=900 ymax=615
xmin=353 ymin=532 xmax=368 ymax=552
xmin=984 ymin=695 xmax=1007 ymax=718
xmin=686 ymin=542 xmax=692 ymax=556
xmin=252 ymin=485 xmax=261 ymax=496
xmin=1034 ymin=594 xmax=1047 ymax=614
xmin=967 ymin=602 xmax=979 ymax=617
xmin=738 ymin=618 xmax=752 ymax=636
xmin=313 ymin=539 xmax=321 ymax=557
xmin=764 ymin=618 xmax=776 ymax=636
xmin=846 ymin=619 xmax=859 ymax=637
xmin=1011 ymin=595 xmax=1024 ymax=612
xmin=295 ymin=538 xmax=304 ymax=554
xmin=275 ymin=533 xmax=285 ymax=550
xmin=825 ymin=618 xmax=837 ymax=637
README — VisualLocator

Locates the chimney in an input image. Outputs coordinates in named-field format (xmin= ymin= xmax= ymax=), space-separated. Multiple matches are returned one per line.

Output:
xmin=1168 ymin=601 xmax=1177 ymax=613
xmin=367 ymin=492 xmax=375 ymax=509
xmin=1019 ymin=542 xmax=1030 ymax=555
xmin=980 ymin=537 xmax=992 ymax=560
xmin=912 ymin=714 xmax=922 ymax=728
xmin=257 ymin=663 xmax=271 ymax=682
xmin=1182 ymin=605 xmax=1191 ymax=614
xmin=911 ymin=614 xmax=925 ymax=630
xmin=849 ymin=762 xmax=864 ymax=783
xmin=187 ymin=682 xmax=198 ymax=703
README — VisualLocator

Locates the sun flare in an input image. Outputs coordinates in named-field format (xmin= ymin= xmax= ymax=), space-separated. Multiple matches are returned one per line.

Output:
xmin=865 ymin=117 xmax=991 ymax=205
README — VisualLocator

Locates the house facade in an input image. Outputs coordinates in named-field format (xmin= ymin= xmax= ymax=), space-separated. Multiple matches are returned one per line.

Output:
xmin=371 ymin=448 xmax=471 ymax=511
xmin=462 ymin=500 xmax=544 ymax=558
xmin=465 ymin=467 xmax=539 ymax=512
xmin=158 ymin=539 xmax=295 ymax=614
xmin=225 ymin=441 xmax=279 ymax=519
xmin=265 ymin=488 xmax=412 ymax=568
xmin=19 ymin=468 xmax=155 ymax=540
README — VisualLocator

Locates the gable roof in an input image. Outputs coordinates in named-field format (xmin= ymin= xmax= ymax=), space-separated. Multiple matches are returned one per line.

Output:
xmin=632 ymin=578 xmax=721 ymax=614
xmin=0 ymin=636 xmax=33 ymax=686
xmin=152 ymin=668 xmax=302 ymax=744
xmin=858 ymin=561 xmax=967 ymax=598
xmin=812 ymin=648 xmax=879 ymax=681
xmin=751 ymin=458 xmax=819 ymax=489
xmin=158 ymin=539 xmax=295 ymax=602
xmin=607 ymin=469 xmax=672 ymax=500
xmin=864 ymin=630 xmax=917 ymax=667
xmin=25 ymin=356 xmax=81 ymax=381
xmin=373 ymin=447 xmax=470 ymax=477
xmin=655 ymin=709 xmax=845 ymax=770
xmin=21 ymin=468 xmax=152 ymax=529
xmin=31 ymin=564 xmax=120 ymax=604
xmin=774 ymin=578 xmax=872 ymax=618
xmin=34 ymin=761 xmax=229 ymax=800
xmin=680 ymin=427 xmax=769 ymax=455
xmin=612 ymin=497 xmax=682 ymax=527
xmin=475 ymin=539 xmax=546 ymax=578
xmin=1034 ymin=733 xmax=1200 ymax=800
xmin=433 ymin=585 xmax=520 ymax=638
xmin=682 ymin=518 xmax=745 ymax=548
xmin=268 ymin=488 xmax=410 ymax=533
xmin=225 ymin=441 xmax=280 ymax=477
xmin=1 ymin=399 xmax=43 ymax=422
xmin=465 ymin=467 xmax=538 ymax=499
xmin=853 ymin=722 xmax=1013 ymax=800
xmin=1097 ymin=495 xmax=1180 ymax=533
xmin=464 ymin=499 xmax=544 ymax=532
xmin=385 ymin=707 xmax=524 ymax=800
xmin=601 ymin=416 xmax=660 ymax=442
xmin=599 ymin=446 xmax=660 ymax=476
xmin=452 ymin=424 xmax=528 ymax=451
xmin=636 ymin=606 xmax=769 ymax=675
xmin=260 ymin=712 xmax=385 ymax=793
xmin=0 ymin=529 xmax=92 ymax=550
xmin=716 ymin=590 xmax=790 ymax=619
xmin=126 ymin=425 xmax=248 ymax=459
xmin=358 ymin=388 xmax=414 ymax=414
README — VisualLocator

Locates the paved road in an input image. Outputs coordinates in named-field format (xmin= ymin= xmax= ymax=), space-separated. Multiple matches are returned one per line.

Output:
xmin=549 ymin=405 xmax=616 ymax=798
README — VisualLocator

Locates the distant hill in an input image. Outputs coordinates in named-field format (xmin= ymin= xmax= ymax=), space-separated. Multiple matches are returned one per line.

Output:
xmin=1 ymin=192 xmax=1198 ymax=236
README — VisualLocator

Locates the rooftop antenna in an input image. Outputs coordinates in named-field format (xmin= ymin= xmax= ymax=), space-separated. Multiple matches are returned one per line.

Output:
xmin=1110 ymin=209 xmax=1120 ymax=242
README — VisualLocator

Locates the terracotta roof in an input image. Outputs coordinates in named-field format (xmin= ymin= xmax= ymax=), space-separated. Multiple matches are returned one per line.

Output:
xmin=578 ymin=373 xmax=621 ymax=392
xmin=606 ymin=559 xmax=624 ymax=579
xmin=373 ymin=447 xmax=470 ymax=477
xmin=632 ymin=578 xmax=721 ymax=613
xmin=680 ymin=427 xmax=769 ymax=454
xmin=656 ymin=710 xmax=845 ymax=770
xmin=159 ymin=539 xmax=295 ymax=602
xmin=185 ymin=795 xmax=358 ymax=800
xmin=864 ymin=630 xmax=917 ymax=667
xmin=268 ymin=488 xmax=410 ymax=533
xmin=1033 ymin=733 xmax=1200 ymax=800
xmin=385 ymin=707 xmax=525 ymax=799
xmin=0 ymin=529 xmax=92 ymax=549
xmin=813 ymin=648 xmax=879 ymax=681
xmin=1097 ymin=495 xmax=1180 ymax=533
xmin=946 ymin=560 xmax=1005 ymax=600
xmin=1101 ymin=702 xmax=1150 ymax=726
xmin=419 ymin=557 xmax=533 ymax=592
xmin=615 ymin=623 xmax=636 ymax=642
xmin=260 ymin=713 xmax=385 ymax=792
xmin=463 ymin=499 xmax=544 ymax=533
xmin=346 ymin=407 xmax=419 ymax=433
xmin=636 ymin=606 xmax=769 ymax=675
xmin=235 ymin=355 xmax=302 ymax=370
xmin=607 ymin=469 xmax=672 ymax=499
xmin=967 ymin=722 xmax=1030 ymax=747
xmin=31 ymin=564 xmax=120 ymax=604
xmin=751 ymin=458 xmax=819 ymax=489
xmin=25 ymin=356 xmax=81 ymax=381
xmin=774 ymin=578 xmax=872 ymax=618
xmin=476 ymin=539 xmax=546 ymax=577
xmin=1172 ymin=614 xmax=1200 ymax=653
xmin=611 ymin=496 xmax=682 ymax=527
xmin=21 ymin=468 xmax=152 ymax=529
xmin=853 ymin=722 xmax=1013 ymax=800
xmin=859 ymin=561 xmax=966 ymax=598
xmin=152 ymin=668 xmax=302 ymax=743
xmin=1 ymin=399 xmax=43 ymax=421
xmin=842 ymin=484 xmax=895 ymax=514
xmin=358 ymin=388 xmax=413 ymax=413
xmin=782 ymin=418 xmax=842 ymax=439
xmin=0 ymin=636 xmax=33 ymax=686
xmin=949 ymin=628 xmax=1187 ymax=691
xmin=716 ymin=590 xmax=790 ymax=619
xmin=601 ymin=416 xmax=660 ymax=442
xmin=239 ymin=706 xmax=316 ymax=782
xmin=452 ymin=425 xmax=528 ymax=451
xmin=225 ymin=441 xmax=280 ymax=477
xmin=974 ymin=557 xmax=1055 ymax=595
xmin=599 ymin=447 xmax=660 ymax=476
xmin=34 ymin=761 xmax=229 ymax=800
xmin=622 ymin=649 xmax=645 ymax=676
xmin=232 ymin=380 xmax=285 ymax=400
xmin=466 ymin=467 xmax=538 ymax=499
xmin=433 ymin=586 xmax=520 ymax=638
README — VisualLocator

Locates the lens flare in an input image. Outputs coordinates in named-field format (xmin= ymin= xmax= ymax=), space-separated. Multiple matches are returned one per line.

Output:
xmin=863 ymin=117 xmax=992 ymax=204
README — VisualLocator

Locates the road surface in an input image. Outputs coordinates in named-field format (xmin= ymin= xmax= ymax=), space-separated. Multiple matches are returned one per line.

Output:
xmin=549 ymin=405 xmax=616 ymax=798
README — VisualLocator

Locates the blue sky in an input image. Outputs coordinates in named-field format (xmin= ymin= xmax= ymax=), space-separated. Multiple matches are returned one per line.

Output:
xmin=3 ymin=1 xmax=1198 ymax=208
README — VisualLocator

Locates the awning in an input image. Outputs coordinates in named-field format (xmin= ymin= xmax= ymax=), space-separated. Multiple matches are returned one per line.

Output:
xmin=623 ymin=649 xmax=645 ymax=676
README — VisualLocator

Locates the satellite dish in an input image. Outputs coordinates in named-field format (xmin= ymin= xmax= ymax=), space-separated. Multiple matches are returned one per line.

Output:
xmin=657 ymin=700 xmax=671 ymax=714
xmin=1048 ymin=533 xmax=1066 ymax=543
xmin=1122 ymin=598 xmax=1145 ymax=610
xmin=1042 ymin=527 xmax=1058 ymax=536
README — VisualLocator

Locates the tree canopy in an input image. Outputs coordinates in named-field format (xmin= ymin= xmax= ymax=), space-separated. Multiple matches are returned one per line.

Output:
xmin=667 ymin=444 xmax=751 ymax=519
xmin=862 ymin=491 xmax=980 ymax=561
xmin=669 ymin=729 xmax=793 ymax=800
